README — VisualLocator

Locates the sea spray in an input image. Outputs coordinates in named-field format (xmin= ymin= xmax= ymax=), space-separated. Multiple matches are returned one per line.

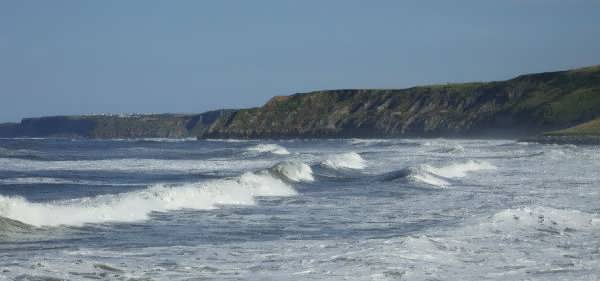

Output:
xmin=0 ymin=157 xmax=273 ymax=173
xmin=421 ymin=160 xmax=496 ymax=178
xmin=487 ymin=206 xmax=600 ymax=231
xmin=270 ymin=161 xmax=314 ymax=182
xmin=322 ymin=152 xmax=367 ymax=170
xmin=382 ymin=160 xmax=496 ymax=188
xmin=246 ymin=144 xmax=290 ymax=155
xmin=0 ymin=172 xmax=297 ymax=227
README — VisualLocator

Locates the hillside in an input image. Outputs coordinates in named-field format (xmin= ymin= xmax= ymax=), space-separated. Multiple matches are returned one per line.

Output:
xmin=1 ymin=65 xmax=599 ymax=139
xmin=545 ymin=118 xmax=600 ymax=136
xmin=0 ymin=110 xmax=235 ymax=138
xmin=202 ymin=65 xmax=600 ymax=138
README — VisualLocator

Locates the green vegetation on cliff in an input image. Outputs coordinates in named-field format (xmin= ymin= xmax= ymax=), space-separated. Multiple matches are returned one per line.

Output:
xmin=545 ymin=118 xmax=600 ymax=136
xmin=203 ymin=65 xmax=600 ymax=138
xmin=1 ymin=65 xmax=599 ymax=139
xmin=0 ymin=110 xmax=235 ymax=138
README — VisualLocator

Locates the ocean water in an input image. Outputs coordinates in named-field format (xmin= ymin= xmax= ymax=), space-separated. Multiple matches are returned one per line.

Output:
xmin=0 ymin=138 xmax=599 ymax=280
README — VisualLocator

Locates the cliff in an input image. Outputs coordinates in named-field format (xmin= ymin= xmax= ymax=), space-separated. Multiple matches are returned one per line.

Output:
xmin=0 ymin=110 xmax=235 ymax=138
xmin=1 ymin=65 xmax=599 ymax=139
xmin=202 ymin=65 xmax=600 ymax=138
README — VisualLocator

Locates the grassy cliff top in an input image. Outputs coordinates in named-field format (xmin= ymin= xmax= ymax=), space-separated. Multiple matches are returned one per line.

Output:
xmin=545 ymin=118 xmax=600 ymax=136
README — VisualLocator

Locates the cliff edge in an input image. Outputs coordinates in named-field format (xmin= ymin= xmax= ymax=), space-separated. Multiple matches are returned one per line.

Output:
xmin=1 ymin=65 xmax=599 ymax=139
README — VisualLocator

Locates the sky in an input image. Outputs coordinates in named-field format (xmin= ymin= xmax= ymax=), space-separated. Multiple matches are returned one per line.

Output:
xmin=0 ymin=0 xmax=599 ymax=122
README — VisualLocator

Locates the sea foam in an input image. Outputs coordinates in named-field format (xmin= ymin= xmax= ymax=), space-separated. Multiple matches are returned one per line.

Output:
xmin=384 ymin=160 xmax=496 ymax=188
xmin=246 ymin=144 xmax=290 ymax=155
xmin=0 ymin=172 xmax=297 ymax=227
xmin=322 ymin=152 xmax=367 ymax=170
xmin=421 ymin=160 xmax=496 ymax=179
xmin=488 ymin=206 xmax=600 ymax=231
xmin=0 ymin=157 xmax=274 ymax=173
xmin=270 ymin=161 xmax=314 ymax=182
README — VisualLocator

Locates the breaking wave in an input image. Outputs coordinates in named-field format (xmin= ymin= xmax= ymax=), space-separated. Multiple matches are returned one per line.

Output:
xmin=246 ymin=144 xmax=290 ymax=155
xmin=421 ymin=160 xmax=496 ymax=178
xmin=381 ymin=160 xmax=496 ymax=188
xmin=0 ymin=172 xmax=297 ymax=227
xmin=381 ymin=167 xmax=450 ymax=188
xmin=270 ymin=161 xmax=314 ymax=182
xmin=0 ymin=216 xmax=32 ymax=235
xmin=321 ymin=152 xmax=367 ymax=170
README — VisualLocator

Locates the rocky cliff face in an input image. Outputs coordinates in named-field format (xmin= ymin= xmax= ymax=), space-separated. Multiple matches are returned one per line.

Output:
xmin=201 ymin=66 xmax=600 ymax=138
xmin=1 ymin=65 xmax=599 ymax=139
xmin=0 ymin=110 xmax=235 ymax=138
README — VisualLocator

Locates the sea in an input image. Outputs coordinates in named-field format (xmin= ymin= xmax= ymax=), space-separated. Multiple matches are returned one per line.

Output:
xmin=0 ymin=137 xmax=599 ymax=280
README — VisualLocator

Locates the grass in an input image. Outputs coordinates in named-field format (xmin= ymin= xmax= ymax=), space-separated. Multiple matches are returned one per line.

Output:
xmin=545 ymin=118 xmax=600 ymax=136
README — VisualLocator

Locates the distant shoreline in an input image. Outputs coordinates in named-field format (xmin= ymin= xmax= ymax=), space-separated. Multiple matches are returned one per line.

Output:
xmin=1 ymin=65 xmax=599 ymax=141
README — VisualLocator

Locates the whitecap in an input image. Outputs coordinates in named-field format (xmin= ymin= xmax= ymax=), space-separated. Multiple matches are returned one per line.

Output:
xmin=488 ymin=206 xmax=600 ymax=231
xmin=0 ymin=177 xmax=86 ymax=185
xmin=0 ymin=172 xmax=297 ymax=227
xmin=349 ymin=139 xmax=391 ymax=146
xmin=322 ymin=152 xmax=367 ymax=170
xmin=270 ymin=161 xmax=314 ymax=182
xmin=383 ymin=160 xmax=496 ymax=188
xmin=0 ymin=157 xmax=274 ymax=173
xmin=246 ymin=144 xmax=290 ymax=155
xmin=421 ymin=160 xmax=496 ymax=179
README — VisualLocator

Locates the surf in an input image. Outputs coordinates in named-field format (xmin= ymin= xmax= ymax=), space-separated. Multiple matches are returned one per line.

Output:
xmin=381 ymin=160 xmax=496 ymax=188
xmin=246 ymin=144 xmax=290 ymax=155
xmin=0 ymin=170 xmax=299 ymax=227
xmin=321 ymin=152 xmax=367 ymax=170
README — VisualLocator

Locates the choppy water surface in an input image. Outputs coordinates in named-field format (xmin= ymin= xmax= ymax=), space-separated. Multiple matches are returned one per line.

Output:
xmin=0 ymin=138 xmax=599 ymax=280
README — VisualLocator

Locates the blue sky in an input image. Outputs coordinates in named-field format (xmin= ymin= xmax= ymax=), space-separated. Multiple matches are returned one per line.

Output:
xmin=0 ymin=0 xmax=599 ymax=122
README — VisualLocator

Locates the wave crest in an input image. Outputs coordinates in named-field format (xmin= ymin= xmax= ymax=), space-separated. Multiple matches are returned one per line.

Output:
xmin=0 ymin=173 xmax=297 ymax=227
xmin=270 ymin=161 xmax=314 ymax=182
xmin=322 ymin=152 xmax=366 ymax=170
xmin=246 ymin=144 xmax=290 ymax=155
xmin=382 ymin=160 xmax=496 ymax=188
xmin=421 ymin=160 xmax=496 ymax=179
xmin=0 ymin=216 xmax=33 ymax=235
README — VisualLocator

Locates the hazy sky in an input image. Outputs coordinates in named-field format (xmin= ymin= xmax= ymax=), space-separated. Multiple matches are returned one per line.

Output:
xmin=1 ymin=0 xmax=599 ymax=122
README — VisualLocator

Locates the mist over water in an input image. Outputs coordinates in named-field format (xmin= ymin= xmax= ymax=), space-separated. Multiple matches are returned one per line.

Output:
xmin=0 ymin=138 xmax=599 ymax=280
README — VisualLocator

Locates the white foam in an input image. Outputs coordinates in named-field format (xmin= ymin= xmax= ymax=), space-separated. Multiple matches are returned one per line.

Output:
xmin=408 ymin=171 xmax=450 ymax=188
xmin=0 ymin=157 xmax=274 ymax=173
xmin=322 ymin=152 xmax=367 ymax=170
xmin=0 ymin=177 xmax=139 ymax=186
xmin=271 ymin=161 xmax=314 ymax=182
xmin=349 ymin=139 xmax=391 ymax=145
xmin=246 ymin=144 xmax=290 ymax=155
xmin=205 ymin=139 xmax=252 ymax=143
xmin=402 ymin=160 xmax=495 ymax=188
xmin=0 ymin=147 xmax=40 ymax=157
xmin=429 ymin=144 xmax=465 ymax=154
xmin=421 ymin=160 xmax=496 ymax=178
xmin=489 ymin=206 xmax=600 ymax=231
xmin=0 ymin=177 xmax=88 ymax=185
xmin=0 ymin=173 xmax=297 ymax=227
